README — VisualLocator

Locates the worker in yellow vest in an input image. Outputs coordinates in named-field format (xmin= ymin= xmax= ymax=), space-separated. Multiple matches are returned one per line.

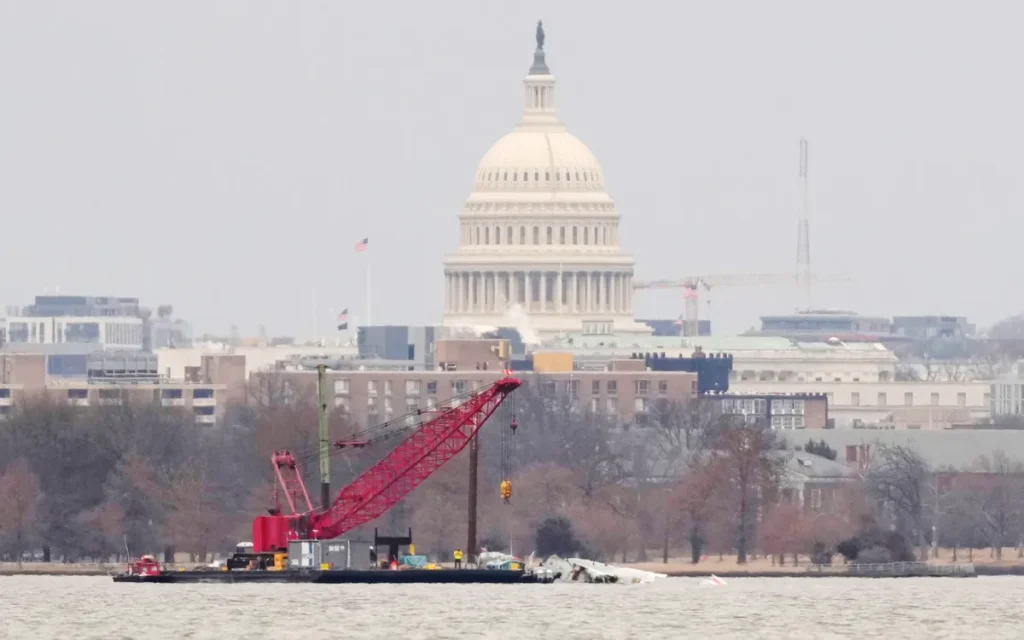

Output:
xmin=453 ymin=548 xmax=464 ymax=569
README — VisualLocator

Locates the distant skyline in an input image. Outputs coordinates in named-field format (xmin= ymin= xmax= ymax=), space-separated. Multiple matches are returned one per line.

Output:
xmin=2 ymin=1 xmax=1021 ymax=338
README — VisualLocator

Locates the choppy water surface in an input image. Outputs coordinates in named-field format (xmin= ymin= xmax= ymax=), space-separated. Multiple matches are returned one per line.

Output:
xmin=2 ymin=575 xmax=1023 ymax=639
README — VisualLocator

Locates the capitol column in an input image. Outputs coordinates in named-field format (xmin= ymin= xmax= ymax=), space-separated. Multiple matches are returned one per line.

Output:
xmin=524 ymin=271 xmax=532 ymax=312
xmin=446 ymin=273 xmax=453 ymax=313
xmin=611 ymin=273 xmax=618 ymax=313
xmin=453 ymin=272 xmax=461 ymax=313
xmin=556 ymin=270 xmax=563 ymax=312
xmin=540 ymin=272 xmax=547 ymax=313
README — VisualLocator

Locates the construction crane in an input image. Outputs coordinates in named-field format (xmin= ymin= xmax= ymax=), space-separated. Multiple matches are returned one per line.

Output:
xmin=252 ymin=376 xmax=521 ymax=554
xmin=633 ymin=273 xmax=853 ymax=337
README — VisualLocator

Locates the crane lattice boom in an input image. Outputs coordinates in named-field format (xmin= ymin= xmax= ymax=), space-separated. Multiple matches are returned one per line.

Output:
xmin=253 ymin=376 xmax=520 ymax=552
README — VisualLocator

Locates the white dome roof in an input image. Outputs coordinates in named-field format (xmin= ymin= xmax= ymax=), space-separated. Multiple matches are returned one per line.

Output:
xmin=472 ymin=128 xmax=606 ymax=193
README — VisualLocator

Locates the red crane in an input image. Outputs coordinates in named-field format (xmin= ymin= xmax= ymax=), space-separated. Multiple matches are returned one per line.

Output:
xmin=253 ymin=375 xmax=521 ymax=553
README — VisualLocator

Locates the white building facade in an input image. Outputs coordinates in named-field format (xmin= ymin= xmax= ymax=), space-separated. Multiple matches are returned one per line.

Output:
xmin=442 ymin=24 xmax=649 ymax=339
xmin=1 ymin=315 xmax=144 ymax=351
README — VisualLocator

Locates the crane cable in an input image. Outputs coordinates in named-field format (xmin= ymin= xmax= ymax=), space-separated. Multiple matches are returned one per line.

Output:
xmin=500 ymin=391 xmax=516 ymax=503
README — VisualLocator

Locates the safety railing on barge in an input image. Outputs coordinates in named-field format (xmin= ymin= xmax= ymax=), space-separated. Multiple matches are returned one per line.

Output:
xmin=804 ymin=561 xmax=976 ymax=577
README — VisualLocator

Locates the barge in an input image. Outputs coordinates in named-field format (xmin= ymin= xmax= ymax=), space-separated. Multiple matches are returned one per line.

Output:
xmin=113 ymin=567 xmax=549 ymax=584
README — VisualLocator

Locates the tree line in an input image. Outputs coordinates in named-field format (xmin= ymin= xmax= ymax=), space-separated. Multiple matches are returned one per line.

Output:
xmin=1 ymin=373 xmax=1023 ymax=566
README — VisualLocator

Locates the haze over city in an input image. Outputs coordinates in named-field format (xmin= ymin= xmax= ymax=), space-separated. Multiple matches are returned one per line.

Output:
xmin=2 ymin=1 xmax=1022 ymax=338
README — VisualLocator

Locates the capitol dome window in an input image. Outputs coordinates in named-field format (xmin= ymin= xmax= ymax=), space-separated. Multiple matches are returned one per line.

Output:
xmin=485 ymin=228 xmax=490 ymax=244
xmin=583 ymin=228 xmax=589 ymax=245
xmin=575 ymin=172 xmax=580 ymax=181
xmin=513 ymin=172 xmax=518 ymax=181
xmin=583 ymin=173 xmax=588 ymax=182
xmin=495 ymin=227 xmax=501 ymax=245
xmin=520 ymin=226 xmax=526 ymax=244
xmin=508 ymin=226 xmax=513 ymax=244
xmin=559 ymin=227 xmax=565 ymax=244
xmin=572 ymin=227 xmax=578 ymax=244
xmin=475 ymin=227 xmax=480 ymax=245
xmin=532 ymin=227 xmax=539 ymax=244
xmin=534 ymin=172 xmax=539 ymax=181
xmin=556 ymin=172 xmax=560 ymax=181
xmin=546 ymin=227 xmax=552 ymax=244
xmin=503 ymin=172 xmax=508 ymax=180
xmin=545 ymin=172 xmax=550 ymax=181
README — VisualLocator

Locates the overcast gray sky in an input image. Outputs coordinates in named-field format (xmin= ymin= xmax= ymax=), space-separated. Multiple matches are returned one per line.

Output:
xmin=1 ymin=1 xmax=1020 ymax=337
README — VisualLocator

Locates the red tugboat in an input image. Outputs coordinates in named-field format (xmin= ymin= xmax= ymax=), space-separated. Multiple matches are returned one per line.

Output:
xmin=125 ymin=555 xmax=162 ymax=577
xmin=113 ymin=376 xmax=550 ymax=585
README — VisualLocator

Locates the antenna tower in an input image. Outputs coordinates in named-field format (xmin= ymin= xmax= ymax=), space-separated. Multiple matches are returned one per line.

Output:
xmin=796 ymin=139 xmax=811 ymax=309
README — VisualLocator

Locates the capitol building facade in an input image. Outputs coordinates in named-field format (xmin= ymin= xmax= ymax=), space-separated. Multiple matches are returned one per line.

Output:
xmin=442 ymin=24 xmax=650 ymax=340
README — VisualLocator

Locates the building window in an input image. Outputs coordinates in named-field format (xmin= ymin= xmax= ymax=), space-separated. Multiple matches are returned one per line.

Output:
xmin=583 ymin=228 xmax=589 ymax=245
xmin=484 ymin=228 xmax=490 ymax=244
xmin=635 ymin=380 xmax=649 ymax=395
xmin=495 ymin=227 xmax=501 ymax=245
xmin=193 ymin=388 xmax=214 ymax=399
xmin=384 ymin=397 xmax=393 ymax=414
xmin=384 ymin=380 xmax=393 ymax=396
xmin=427 ymin=381 xmax=438 ymax=396
xmin=877 ymin=392 xmax=886 ymax=406
xmin=475 ymin=227 xmax=480 ymax=244
xmin=405 ymin=380 xmax=421 ymax=395
xmin=592 ymin=380 xmax=601 ymax=394
xmin=634 ymin=397 xmax=648 ymax=412
xmin=193 ymin=405 xmax=215 ymax=416
xmin=68 ymin=389 xmax=88 ymax=400
xmin=658 ymin=381 xmax=668 ymax=394
xmin=572 ymin=227 xmax=578 ymax=244
xmin=904 ymin=392 xmax=913 ymax=406
xmin=541 ymin=380 xmax=556 ymax=397
xmin=368 ymin=380 xmax=378 ymax=396
xmin=930 ymin=392 xmax=939 ymax=406
xmin=590 ymin=398 xmax=599 ymax=413
xmin=957 ymin=392 xmax=967 ymax=407
xmin=567 ymin=380 xmax=579 ymax=397
xmin=546 ymin=227 xmax=552 ymax=244
xmin=334 ymin=397 xmax=350 ymax=411
xmin=520 ymin=227 xmax=526 ymax=244
xmin=334 ymin=379 xmax=350 ymax=394
xmin=533 ymin=227 xmax=539 ymax=244
xmin=453 ymin=380 xmax=467 ymax=395
xmin=607 ymin=380 xmax=617 ymax=394
xmin=560 ymin=227 xmax=565 ymax=244
xmin=606 ymin=397 xmax=618 ymax=414
xmin=161 ymin=389 xmax=182 ymax=399
xmin=507 ymin=226 xmax=514 ymax=244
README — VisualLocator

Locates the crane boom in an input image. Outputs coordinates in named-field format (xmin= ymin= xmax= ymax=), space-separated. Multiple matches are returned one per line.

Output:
xmin=252 ymin=376 xmax=520 ymax=552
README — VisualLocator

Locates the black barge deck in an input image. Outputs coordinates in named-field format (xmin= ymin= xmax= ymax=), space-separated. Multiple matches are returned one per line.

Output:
xmin=113 ymin=568 xmax=548 ymax=584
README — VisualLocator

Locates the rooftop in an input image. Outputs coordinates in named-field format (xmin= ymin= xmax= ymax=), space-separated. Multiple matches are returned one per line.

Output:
xmin=546 ymin=332 xmax=895 ymax=356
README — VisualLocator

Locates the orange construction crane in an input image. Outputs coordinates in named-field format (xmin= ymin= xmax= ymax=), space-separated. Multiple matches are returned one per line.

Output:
xmin=632 ymin=273 xmax=852 ymax=337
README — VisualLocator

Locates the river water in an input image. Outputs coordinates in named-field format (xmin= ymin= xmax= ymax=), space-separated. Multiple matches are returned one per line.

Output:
xmin=2 ymin=575 xmax=1022 ymax=639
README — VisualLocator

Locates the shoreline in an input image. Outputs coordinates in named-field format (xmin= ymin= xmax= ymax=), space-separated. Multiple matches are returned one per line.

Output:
xmin=5 ymin=561 xmax=1024 ymax=578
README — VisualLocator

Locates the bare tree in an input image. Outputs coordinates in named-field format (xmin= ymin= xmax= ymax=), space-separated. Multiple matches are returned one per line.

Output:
xmin=866 ymin=445 xmax=930 ymax=559
xmin=711 ymin=424 xmax=786 ymax=564
xmin=0 ymin=459 xmax=41 ymax=567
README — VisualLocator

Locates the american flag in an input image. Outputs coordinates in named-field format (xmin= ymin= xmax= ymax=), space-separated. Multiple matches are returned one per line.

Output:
xmin=354 ymin=237 xmax=368 ymax=252
xmin=337 ymin=308 xmax=349 ymax=331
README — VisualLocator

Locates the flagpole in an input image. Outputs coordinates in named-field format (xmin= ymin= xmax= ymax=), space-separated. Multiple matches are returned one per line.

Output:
xmin=366 ymin=253 xmax=372 ymax=328
xmin=312 ymin=288 xmax=318 ymax=342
